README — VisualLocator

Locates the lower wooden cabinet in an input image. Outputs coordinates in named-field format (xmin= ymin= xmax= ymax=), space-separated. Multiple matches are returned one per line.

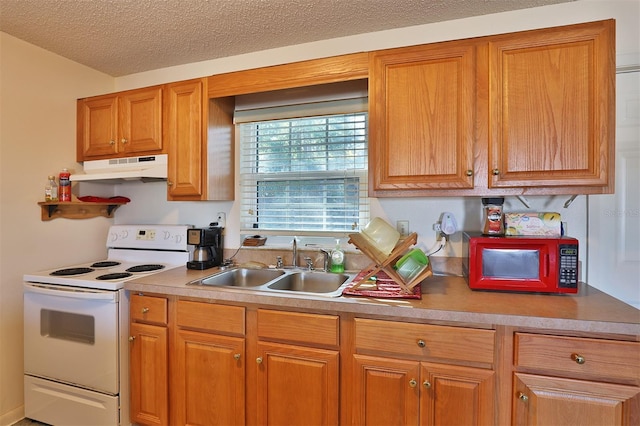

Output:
xmin=513 ymin=373 xmax=640 ymax=426
xmin=352 ymin=355 xmax=495 ymax=425
xmin=512 ymin=332 xmax=640 ymax=426
xmin=173 ymin=329 xmax=245 ymax=425
xmin=256 ymin=341 xmax=340 ymax=425
xmin=129 ymin=294 xmax=169 ymax=426
xmin=127 ymin=295 xmax=638 ymax=426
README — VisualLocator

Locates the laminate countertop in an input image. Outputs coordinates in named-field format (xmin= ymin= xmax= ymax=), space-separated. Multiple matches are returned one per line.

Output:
xmin=125 ymin=266 xmax=640 ymax=337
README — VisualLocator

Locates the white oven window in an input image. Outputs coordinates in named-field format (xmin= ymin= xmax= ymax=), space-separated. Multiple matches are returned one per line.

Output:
xmin=41 ymin=309 xmax=95 ymax=344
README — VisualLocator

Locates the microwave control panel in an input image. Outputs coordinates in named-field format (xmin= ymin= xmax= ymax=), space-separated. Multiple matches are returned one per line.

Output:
xmin=558 ymin=244 xmax=579 ymax=288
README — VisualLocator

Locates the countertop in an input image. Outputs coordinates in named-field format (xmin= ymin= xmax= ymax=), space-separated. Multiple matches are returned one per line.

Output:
xmin=125 ymin=266 xmax=640 ymax=337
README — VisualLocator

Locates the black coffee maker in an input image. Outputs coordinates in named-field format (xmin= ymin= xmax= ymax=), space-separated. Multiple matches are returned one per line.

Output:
xmin=186 ymin=225 xmax=224 ymax=270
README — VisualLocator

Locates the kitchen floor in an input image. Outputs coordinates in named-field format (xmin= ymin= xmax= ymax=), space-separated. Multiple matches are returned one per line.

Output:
xmin=12 ymin=419 xmax=48 ymax=425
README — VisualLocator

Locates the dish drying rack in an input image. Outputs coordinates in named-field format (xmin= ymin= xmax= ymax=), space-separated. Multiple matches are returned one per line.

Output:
xmin=347 ymin=232 xmax=432 ymax=294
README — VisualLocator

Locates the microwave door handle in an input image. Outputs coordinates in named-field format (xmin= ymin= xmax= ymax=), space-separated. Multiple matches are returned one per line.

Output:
xmin=542 ymin=253 xmax=549 ymax=277
xmin=23 ymin=283 xmax=117 ymax=301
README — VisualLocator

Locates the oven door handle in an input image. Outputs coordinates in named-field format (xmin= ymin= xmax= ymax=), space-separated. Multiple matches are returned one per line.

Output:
xmin=24 ymin=283 xmax=117 ymax=301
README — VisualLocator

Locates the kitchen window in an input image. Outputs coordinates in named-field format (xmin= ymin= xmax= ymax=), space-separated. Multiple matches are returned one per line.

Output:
xmin=239 ymin=111 xmax=368 ymax=234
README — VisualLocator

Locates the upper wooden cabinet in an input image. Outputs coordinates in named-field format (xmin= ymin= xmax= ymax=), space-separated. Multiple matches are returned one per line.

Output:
xmin=207 ymin=53 xmax=369 ymax=97
xmin=488 ymin=19 xmax=615 ymax=193
xmin=370 ymin=19 xmax=615 ymax=197
xmin=369 ymin=39 xmax=479 ymax=195
xmin=164 ymin=78 xmax=234 ymax=201
xmin=77 ymin=86 xmax=164 ymax=161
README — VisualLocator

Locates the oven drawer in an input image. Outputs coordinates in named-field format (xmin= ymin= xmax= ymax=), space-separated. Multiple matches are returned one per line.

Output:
xmin=355 ymin=318 xmax=495 ymax=365
xmin=177 ymin=300 xmax=245 ymax=335
xmin=257 ymin=309 xmax=339 ymax=348
xmin=130 ymin=294 xmax=167 ymax=325
xmin=515 ymin=333 xmax=640 ymax=384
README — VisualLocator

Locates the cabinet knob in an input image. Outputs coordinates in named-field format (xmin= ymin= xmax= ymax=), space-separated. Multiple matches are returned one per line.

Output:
xmin=109 ymin=140 xmax=115 ymax=145
xmin=571 ymin=353 xmax=585 ymax=364
xmin=256 ymin=357 xmax=263 ymax=364
xmin=466 ymin=169 xmax=473 ymax=177
xmin=409 ymin=379 xmax=417 ymax=388
xmin=121 ymin=138 xmax=128 ymax=144
xmin=423 ymin=380 xmax=432 ymax=389
xmin=142 ymin=307 xmax=149 ymax=314
xmin=492 ymin=168 xmax=500 ymax=176
xmin=234 ymin=353 xmax=241 ymax=361
xmin=128 ymin=336 xmax=135 ymax=342
xmin=417 ymin=339 xmax=426 ymax=348
xmin=167 ymin=181 xmax=174 ymax=187
xmin=517 ymin=392 xmax=528 ymax=402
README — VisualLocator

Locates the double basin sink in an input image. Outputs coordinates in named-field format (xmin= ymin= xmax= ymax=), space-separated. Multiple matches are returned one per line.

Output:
xmin=188 ymin=267 xmax=355 ymax=298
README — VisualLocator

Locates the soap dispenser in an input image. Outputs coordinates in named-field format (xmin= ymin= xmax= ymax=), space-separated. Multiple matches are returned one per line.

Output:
xmin=330 ymin=239 xmax=345 ymax=273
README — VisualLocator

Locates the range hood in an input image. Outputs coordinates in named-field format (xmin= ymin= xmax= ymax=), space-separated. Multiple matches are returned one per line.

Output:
xmin=70 ymin=154 xmax=168 ymax=183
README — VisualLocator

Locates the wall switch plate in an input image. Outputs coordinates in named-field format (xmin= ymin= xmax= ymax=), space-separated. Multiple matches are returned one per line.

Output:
xmin=397 ymin=220 xmax=409 ymax=237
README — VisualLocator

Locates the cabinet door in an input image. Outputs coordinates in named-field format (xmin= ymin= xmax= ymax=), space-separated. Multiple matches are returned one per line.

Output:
xmin=165 ymin=79 xmax=205 ymax=200
xmin=129 ymin=322 xmax=168 ymax=426
xmin=173 ymin=329 xmax=245 ymax=426
xmin=352 ymin=354 xmax=420 ymax=425
xmin=256 ymin=341 xmax=339 ymax=425
xmin=77 ymin=94 xmax=118 ymax=160
xmin=513 ymin=373 xmax=640 ymax=426
xmin=420 ymin=362 xmax=495 ymax=426
xmin=488 ymin=20 xmax=615 ymax=192
xmin=118 ymin=87 xmax=163 ymax=155
xmin=369 ymin=40 xmax=477 ymax=195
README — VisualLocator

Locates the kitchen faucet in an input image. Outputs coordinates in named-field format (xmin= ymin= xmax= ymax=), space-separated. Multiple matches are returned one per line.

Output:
xmin=292 ymin=237 xmax=298 ymax=268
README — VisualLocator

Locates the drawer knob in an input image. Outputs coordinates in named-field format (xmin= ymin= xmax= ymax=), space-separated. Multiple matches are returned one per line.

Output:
xmin=234 ymin=353 xmax=241 ymax=361
xmin=409 ymin=379 xmax=417 ymax=388
xmin=466 ymin=169 xmax=473 ymax=177
xmin=128 ymin=336 xmax=135 ymax=342
xmin=423 ymin=380 xmax=432 ymax=389
xmin=417 ymin=339 xmax=426 ymax=348
xmin=142 ymin=307 xmax=149 ymax=314
xmin=517 ymin=392 xmax=528 ymax=402
xmin=492 ymin=168 xmax=500 ymax=176
xmin=571 ymin=353 xmax=585 ymax=364
xmin=256 ymin=357 xmax=263 ymax=364
xmin=121 ymin=138 xmax=128 ymax=144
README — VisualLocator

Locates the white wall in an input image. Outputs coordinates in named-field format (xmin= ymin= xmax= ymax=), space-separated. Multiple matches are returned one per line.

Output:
xmin=0 ymin=33 xmax=115 ymax=425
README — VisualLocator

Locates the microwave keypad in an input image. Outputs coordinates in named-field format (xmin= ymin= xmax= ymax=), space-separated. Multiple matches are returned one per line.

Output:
xmin=559 ymin=245 xmax=578 ymax=288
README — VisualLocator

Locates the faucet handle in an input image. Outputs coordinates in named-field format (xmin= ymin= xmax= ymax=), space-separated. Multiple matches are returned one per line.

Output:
xmin=276 ymin=256 xmax=283 ymax=269
xmin=304 ymin=256 xmax=314 ymax=271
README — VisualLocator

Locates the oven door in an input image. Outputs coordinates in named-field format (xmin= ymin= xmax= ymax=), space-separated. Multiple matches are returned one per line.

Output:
xmin=24 ymin=283 xmax=119 ymax=394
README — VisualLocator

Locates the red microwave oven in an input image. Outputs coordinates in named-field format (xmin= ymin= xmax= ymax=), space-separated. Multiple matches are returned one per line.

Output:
xmin=462 ymin=232 xmax=579 ymax=294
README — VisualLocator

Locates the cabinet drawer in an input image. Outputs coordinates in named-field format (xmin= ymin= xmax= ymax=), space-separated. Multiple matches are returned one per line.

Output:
xmin=515 ymin=333 xmax=640 ymax=385
xmin=355 ymin=318 xmax=495 ymax=365
xmin=257 ymin=309 xmax=339 ymax=348
xmin=130 ymin=294 xmax=167 ymax=325
xmin=177 ymin=300 xmax=245 ymax=335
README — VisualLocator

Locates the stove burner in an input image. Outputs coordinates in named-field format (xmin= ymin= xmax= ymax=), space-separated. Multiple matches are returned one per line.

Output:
xmin=96 ymin=272 xmax=133 ymax=280
xmin=126 ymin=264 xmax=165 ymax=273
xmin=50 ymin=267 xmax=95 ymax=276
xmin=91 ymin=261 xmax=121 ymax=268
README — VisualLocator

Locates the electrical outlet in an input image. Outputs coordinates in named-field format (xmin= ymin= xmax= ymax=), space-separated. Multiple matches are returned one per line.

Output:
xmin=397 ymin=220 xmax=409 ymax=237
xmin=216 ymin=212 xmax=226 ymax=228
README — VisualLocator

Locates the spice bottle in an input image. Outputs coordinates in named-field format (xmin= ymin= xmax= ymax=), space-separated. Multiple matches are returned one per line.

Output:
xmin=45 ymin=175 xmax=58 ymax=202
xmin=330 ymin=239 xmax=345 ymax=273
xmin=482 ymin=197 xmax=505 ymax=235
xmin=59 ymin=168 xmax=71 ymax=202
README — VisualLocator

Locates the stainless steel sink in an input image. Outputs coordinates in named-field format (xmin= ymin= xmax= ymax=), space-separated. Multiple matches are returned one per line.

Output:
xmin=198 ymin=268 xmax=285 ymax=287
xmin=189 ymin=267 xmax=354 ymax=297
xmin=267 ymin=271 xmax=350 ymax=294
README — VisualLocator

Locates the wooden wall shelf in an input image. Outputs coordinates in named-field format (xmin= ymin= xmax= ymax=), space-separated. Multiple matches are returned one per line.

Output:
xmin=38 ymin=201 xmax=127 ymax=221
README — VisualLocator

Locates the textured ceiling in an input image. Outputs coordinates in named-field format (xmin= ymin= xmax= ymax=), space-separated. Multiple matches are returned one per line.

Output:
xmin=0 ymin=0 xmax=572 ymax=77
